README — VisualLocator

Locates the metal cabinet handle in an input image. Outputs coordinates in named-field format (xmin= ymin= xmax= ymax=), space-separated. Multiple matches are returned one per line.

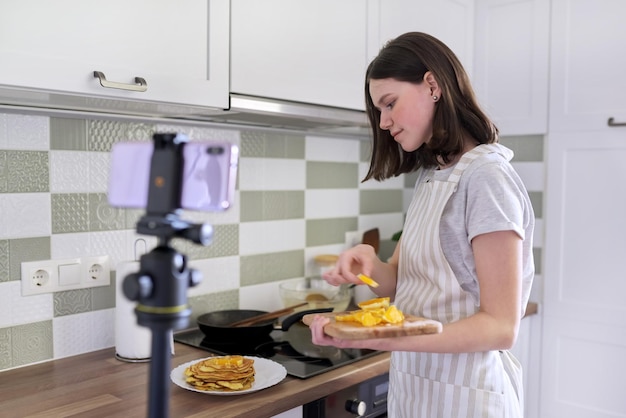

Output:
xmin=93 ymin=71 xmax=147 ymax=92
xmin=608 ymin=117 xmax=626 ymax=127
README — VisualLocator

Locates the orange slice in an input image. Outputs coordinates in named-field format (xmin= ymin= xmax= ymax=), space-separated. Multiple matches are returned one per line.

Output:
xmin=357 ymin=297 xmax=390 ymax=310
xmin=357 ymin=274 xmax=380 ymax=288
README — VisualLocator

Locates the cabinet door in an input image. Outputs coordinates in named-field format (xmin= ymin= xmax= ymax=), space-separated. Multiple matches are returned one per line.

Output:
xmin=549 ymin=0 xmax=626 ymax=131
xmin=370 ymin=0 xmax=475 ymax=75
xmin=230 ymin=0 xmax=368 ymax=110
xmin=0 ymin=0 xmax=229 ymax=109
xmin=473 ymin=0 xmax=550 ymax=135
xmin=542 ymin=130 xmax=626 ymax=417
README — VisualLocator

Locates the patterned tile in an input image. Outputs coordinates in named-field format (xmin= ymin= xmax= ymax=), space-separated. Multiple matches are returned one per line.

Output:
xmin=6 ymin=151 xmax=48 ymax=193
xmin=89 ymin=152 xmax=110 ymax=193
xmin=1 ymin=193 xmax=51 ymax=239
xmin=9 ymin=236 xmax=51 ymax=282
xmin=54 ymin=289 xmax=91 ymax=316
xmin=89 ymin=193 xmax=125 ymax=231
xmin=11 ymin=320 xmax=53 ymax=367
xmin=5 ymin=114 xmax=49 ymax=150
xmin=0 ymin=327 xmax=11 ymax=369
xmin=171 ymin=223 xmax=239 ymax=260
xmin=87 ymin=120 xmax=154 ymax=152
xmin=0 ymin=240 xmax=8 ymax=282
xmin=240 ymin=130 xmax=305 ymax=158
xmin=306 ymin=217 xmax=358 ymax=247
xmin=50 ymin=118 xmax=87 ymax=151
xmin=240 ymin=249 xmax=304 ymax=286
xmin=187 ymin=289 xmax=239 ymax=325
xmin=51 ymin=193 xmax=89 ymax=233
xmin=0 ymin=151 xmax=6 ymax=192
xmin=49 ymin=151 xmax=90 ymax=193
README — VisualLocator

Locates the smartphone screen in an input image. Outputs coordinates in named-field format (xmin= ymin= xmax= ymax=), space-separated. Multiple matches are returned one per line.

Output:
xmin=108 ymin=141 xmax=238 ymax=212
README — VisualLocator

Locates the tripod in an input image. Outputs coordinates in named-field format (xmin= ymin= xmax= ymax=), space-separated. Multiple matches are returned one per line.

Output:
xmin=121 ymin=133 xmax=210 ymax=418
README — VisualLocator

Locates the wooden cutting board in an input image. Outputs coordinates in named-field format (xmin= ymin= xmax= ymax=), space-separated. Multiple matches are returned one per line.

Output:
xmin=302 ymin=311 xmax=443 ymax=340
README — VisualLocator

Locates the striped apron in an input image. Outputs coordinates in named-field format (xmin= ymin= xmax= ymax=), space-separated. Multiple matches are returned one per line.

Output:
xmin=388 ymin=145 xmax=523 ymax=418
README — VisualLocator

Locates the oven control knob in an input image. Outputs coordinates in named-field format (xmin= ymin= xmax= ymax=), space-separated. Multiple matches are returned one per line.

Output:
xmin=345 ymin=399 xmax=367 ymax=416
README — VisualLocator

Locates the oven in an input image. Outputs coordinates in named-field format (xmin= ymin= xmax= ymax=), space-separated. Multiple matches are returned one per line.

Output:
xmin=303 ymin=372 xmax=389 ymax=418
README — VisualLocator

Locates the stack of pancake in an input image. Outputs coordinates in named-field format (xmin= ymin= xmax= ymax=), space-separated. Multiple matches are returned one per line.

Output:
xmin=184 ymin=355 xmax=255 ymax=392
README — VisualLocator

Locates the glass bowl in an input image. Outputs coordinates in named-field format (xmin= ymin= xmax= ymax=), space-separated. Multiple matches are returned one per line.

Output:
xmin=279 ymin=277 xmax=352 ymax=312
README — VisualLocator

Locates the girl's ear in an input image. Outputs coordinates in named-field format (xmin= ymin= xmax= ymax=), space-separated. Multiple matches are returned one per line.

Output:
xmin=424 ymin=71 xmax=442 ymax=99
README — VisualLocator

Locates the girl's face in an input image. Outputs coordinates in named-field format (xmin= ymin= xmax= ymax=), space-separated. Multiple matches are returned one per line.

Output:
xmin=369 ymin=75 xmax=439 ymax=152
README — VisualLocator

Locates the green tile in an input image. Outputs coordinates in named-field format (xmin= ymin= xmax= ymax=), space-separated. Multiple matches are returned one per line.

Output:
xmin=11 ymin=321 xmax=53 ymax=367
xmin=307 ymin=161 xmax=358 ymax=189
xmin=306 ymin=217 xmax=358 ymax=247
xmin=171 ymin=224 xmax=239 ymax=259
xmin=89 ymin=193 xmax=125 ymax=231
xmin=187 ymin=289 xmax=239 ymax=325
xmin=50 ymin=118 xmax=87 ymax=151
xmin=51 ymin=193 xmax=89 ymax=233
xmin=240 ymin=130 xmax=305 ymax=158
xmin=499 ymin=135 xmax=544 ymax=162
xmin=87 ymin=119 xmax=154 ymax=152
xmin=0 ymin=240 xmax=8 ymax=282
xmin=404 ymin=171 xmax=418 ymax=188
xmin=92 ymin=272 xmax=116 ymax=310
xmin=360 ymin=189 xmax=403 ymax=214
xmin=6 ymin=151 xmax=48 ymax=193
xmin=360 ymin=140 xmax=372 ymax=162
xmin=54 ymin=289 xmax=91 ymax=316
xmin=240 ymin=250 xmax=304 ymax=286
xmin=0 ymin=151 xmax=6 ymax=193
xmin=0 ymin=327 xmax=11 ymax=370
xmin=240 ymin=191 xmax=305 ymax=222
xmin=528 ymin=191 xmax=543 ymax=219
xmin=8 ymin=237 xmax=51 ymax=282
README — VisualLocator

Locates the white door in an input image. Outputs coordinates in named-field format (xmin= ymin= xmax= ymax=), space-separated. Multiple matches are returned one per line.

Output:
xmin=542 ymin=131 xmax=626 ymax=417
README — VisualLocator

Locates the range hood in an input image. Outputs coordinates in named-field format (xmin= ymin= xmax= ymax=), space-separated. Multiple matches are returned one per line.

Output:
xmin=0 ymin=87 xmax=372 ymax=139
xmin=182 ymin=94 xmax=372 ymax=139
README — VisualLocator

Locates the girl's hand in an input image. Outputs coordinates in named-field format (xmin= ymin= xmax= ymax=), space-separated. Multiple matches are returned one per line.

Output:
xmin=323 ymin=244 xmax=378 ymax=286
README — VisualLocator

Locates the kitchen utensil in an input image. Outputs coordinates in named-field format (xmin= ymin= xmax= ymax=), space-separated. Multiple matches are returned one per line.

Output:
xmin=228 ymin=303 xmax=309 ymax=327
xmin=302 ymin=311 xmax=442 ymax=340
xmin=361 ymin=228 xmax=380 ymax=254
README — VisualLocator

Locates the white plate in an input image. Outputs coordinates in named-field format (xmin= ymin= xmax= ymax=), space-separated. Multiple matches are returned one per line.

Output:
xmin=170 ymin=356 xmax=287 ymax=396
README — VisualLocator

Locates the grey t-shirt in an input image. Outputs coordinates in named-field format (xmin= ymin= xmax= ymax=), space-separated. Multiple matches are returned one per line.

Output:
xmin=412 ymin=144 xmax=535 ymax=313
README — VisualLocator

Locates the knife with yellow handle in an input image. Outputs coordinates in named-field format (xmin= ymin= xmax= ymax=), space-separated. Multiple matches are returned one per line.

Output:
xmin=357 ymin=274 xmax=379 ymax=288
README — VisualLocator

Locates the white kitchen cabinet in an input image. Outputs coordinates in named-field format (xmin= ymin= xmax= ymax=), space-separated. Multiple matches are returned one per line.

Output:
xmin=0 ymin=0 xmax=229 ymax=110
xmin=473 ymin=0 xmax=550 ymax=135
xmin=549 ymin=0 xmax=626 ymax=132
xmin=369 ymin=0 xmax=475 ymax=75
xmin=542 ymin=130 xmax=626 ymax=417
xmin=230 ymin=0 xmax=368 ymax=110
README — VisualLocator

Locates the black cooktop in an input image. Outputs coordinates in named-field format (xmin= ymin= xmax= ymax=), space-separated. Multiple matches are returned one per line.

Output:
xmin=174 ymin=322 xmax=379 ymax=379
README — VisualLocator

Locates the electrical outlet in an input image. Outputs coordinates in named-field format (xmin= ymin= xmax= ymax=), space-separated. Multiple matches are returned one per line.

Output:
xmin=82 ymin=255 xmax=111 ymax=287
xmin=21 ymin=260 xmax=60 ymax=296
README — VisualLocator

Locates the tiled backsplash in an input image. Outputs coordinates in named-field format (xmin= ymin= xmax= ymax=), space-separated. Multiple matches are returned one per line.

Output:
xmin=0 ymin=112 xmax=545 ymax=371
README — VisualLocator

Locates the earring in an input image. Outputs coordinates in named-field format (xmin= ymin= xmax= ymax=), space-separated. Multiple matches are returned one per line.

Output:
xmin=433 ymin=95 xmax=439 ymax=101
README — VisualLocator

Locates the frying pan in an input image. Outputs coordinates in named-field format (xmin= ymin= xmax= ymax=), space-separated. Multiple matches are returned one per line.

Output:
xmin=197 ymin=307 xmax=333 ymax=342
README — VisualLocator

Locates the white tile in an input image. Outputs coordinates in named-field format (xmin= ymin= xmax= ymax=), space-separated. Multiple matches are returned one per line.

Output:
xmin=304 ymin=245 xmax=344 ymax=277
xmin=239 ymin=158 xmax=305 ymax=191
xmin=188 ymin=255 xmax=240 ymax=296
xmin=51 ymin=232 xmax=90 ymax=259
xmin=90 ymin=152 xmax=110 ymax=193
xmin=5 ymin=114 xmax=49 ymax=150
xmin=53 ymin=313 xmax=93 ymax=358
xmin=305 ymin=136 xmax=360 ymax=162
xmin=0 ymin=114 xmax=7 ymax=149
xmin=0 ymin=193 xmax=51 ymax=239
xmin=358 ymin=213 xmax=405 ymax=242
xmin=50 ymin=151 xmax=90 ymax=193
xmin=239 ymin=219 xmax=305 ymax=255
xmin=239 ymin=281 xmax=284 ymax=312
xmin=91 ymin=309 xmax=115 ymax=350
xmin=305 ymin=189 xmax=359 ymax=219
xmin=511 ymin=161 xmax=544 ymax=192
xmin=0 ymin=281 xmax=53 ymax=328
xmin=179 ymin=191 xmax=241 ymax=225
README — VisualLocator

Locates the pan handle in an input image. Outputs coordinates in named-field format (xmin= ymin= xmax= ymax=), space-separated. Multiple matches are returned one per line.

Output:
xmin=281 ymin=308 xmax=334 ymax=331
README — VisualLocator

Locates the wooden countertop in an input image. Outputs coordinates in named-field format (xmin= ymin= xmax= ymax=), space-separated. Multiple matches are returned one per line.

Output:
xmin=0 ymin=343 xmax=391 ymax=418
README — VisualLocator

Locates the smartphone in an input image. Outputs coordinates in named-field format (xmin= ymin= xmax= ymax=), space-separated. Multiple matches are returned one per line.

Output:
xmin=108 ymin=140 xmax=238 ymax=212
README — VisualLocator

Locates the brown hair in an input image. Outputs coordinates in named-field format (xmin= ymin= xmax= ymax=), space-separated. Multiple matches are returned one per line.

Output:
xmin=364 ymin=32 xmax=498 ymax=181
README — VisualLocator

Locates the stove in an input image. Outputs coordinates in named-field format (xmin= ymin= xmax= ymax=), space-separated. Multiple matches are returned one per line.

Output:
xmin=174 ymin=323 xmax=380 ymax=379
